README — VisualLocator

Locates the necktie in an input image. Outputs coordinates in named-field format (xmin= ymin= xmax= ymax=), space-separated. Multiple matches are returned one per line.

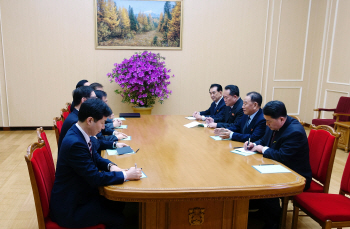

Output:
xmin=243 ymin=117 xmax=251 ymax=133
xmin=88 ymin=141 xmax=92 ymax=156
xmin=269 ymin=131 xmax=276 ymax=147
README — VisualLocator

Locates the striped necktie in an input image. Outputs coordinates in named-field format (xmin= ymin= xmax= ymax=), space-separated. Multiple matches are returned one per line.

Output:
xmin=88 ymin=141 xmax=92 ymax=156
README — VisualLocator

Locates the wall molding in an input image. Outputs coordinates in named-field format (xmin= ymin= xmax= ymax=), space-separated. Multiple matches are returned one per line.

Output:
xmin=260 ymin=0 xmax=270 ymax=94
xmin=272 ymin=86 xmax=302 ymax=115
xmin=273 ymin=0 xmax=312 ymax=82
xmin=325 ymin=0 xmax=350 ymax=85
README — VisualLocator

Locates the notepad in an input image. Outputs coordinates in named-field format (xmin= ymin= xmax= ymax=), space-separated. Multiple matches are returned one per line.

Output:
xmin=231 ymin=148 xmax=257 ymax=156
xmin=113 ymin=117 xmax=126 ymax=121
xmin=120 ymin=136 xmax=131 ymax=141
xmin=252 ymin=165 xmax=292 ymax=174
xmin=185 ymin=116 xmax=196 ymax=120
xmin=184 ymin=121 xmax=201 ymax=128
xmin=106 ymin=147 xmax=135 ymax=156
xmin=141 ymin=171 xmax=147 ymax=178
xmin=210 ymin=136 xmax=230 ymax=141
xmin=116 ymin=125 xmax=127 ymax=129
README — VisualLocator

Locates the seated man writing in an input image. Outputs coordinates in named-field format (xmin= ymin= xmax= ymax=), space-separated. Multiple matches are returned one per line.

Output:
xmin=214 ymin=91 xmax=265 ymax=142
xmin=192 ymin=84 xmax=225 ymax=121
xmin=245 ymin=100 xmax=312 ymax=229
xmin=50 ymin=98 xmax=142 ymax=229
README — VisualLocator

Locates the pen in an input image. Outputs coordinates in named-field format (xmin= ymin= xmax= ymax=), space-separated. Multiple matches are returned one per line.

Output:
xmin=259 ymin=164 xmax=274 ymax=166
xmin=247 ymin=137 xmax=251 ymax=146
xmin=135 ymin=163 xmax=137 ymax=169
xmin=233 ymin=147 xmax=241 ymax=149
xmin=135 ymin=148 xmax=140 ymax=153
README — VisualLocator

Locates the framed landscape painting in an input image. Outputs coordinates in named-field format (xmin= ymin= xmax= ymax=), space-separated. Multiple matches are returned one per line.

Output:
xmin=95 ymin=0 xmax=182 ymax=50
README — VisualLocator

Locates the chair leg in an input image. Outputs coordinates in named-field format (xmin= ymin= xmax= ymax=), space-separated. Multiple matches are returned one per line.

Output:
xmin=322 ymin=220 xmax=332 ymax=229
xmin=279 ymin=197 xmax=289 ymax=229
xmin=291 ymin=205 xmax=299 ymax=229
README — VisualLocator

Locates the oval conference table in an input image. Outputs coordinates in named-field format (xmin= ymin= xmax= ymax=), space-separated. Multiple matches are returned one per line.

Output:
xmin=100 ymin=115 xmax=305 ymax=229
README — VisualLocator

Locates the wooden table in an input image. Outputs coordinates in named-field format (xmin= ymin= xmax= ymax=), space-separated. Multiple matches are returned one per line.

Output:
xmin=100 ymin=115 xmax=305 ymax=229
xmin=334 ymin=121 xmax=350 ymax=152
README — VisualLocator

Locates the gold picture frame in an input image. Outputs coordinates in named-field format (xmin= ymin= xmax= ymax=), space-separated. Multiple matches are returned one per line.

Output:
xmin=95 ymin=0 xmax=183 ymax=50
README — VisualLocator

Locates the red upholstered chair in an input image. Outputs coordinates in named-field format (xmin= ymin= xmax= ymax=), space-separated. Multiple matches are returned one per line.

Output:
xmin=25 ymin=141 xmax=105 ymax=229
xmin=65 ymin=102 xmax=71 ymax=114
xmin=280 ymin=124 xmax=340 ymax=229
xmin=37 ymin=127 xmax=55 ymax=178
xmin=292 ymin=153 xmax=350 ymax=229
xmin=53 ymin=117 xmax=63 ymax=147
xmin=61 ymin=108 xmax=70 ymax=122
xmin=312 ymin=96 xmax=350 ymax=128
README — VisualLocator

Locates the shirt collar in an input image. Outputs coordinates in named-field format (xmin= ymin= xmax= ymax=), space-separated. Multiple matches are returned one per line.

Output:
xmin=215 ymin=96 xmax=223 ymax=106
xmin=75 ymin=123 xmax=90 ymax=145
xmin=248 ymin=109 xmax=259 ymax=120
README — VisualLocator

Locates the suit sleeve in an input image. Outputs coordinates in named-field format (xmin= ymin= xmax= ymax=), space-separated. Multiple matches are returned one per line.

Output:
xmin=101 ymin=126 xmax=114 ymax=135
xmin=67 ymin=141 xmax=124 ymax=187
xmin=214 ymin=108 xmax=226 ymax=123
xmin=96 ymin=132 xmax=116 ymax=150
xmin=199 ymin=107 xmax=211 ymax=116
xmin=230 ymin=119 xmax=266 ymax=142
xmin=254 ymin=126 xmax=270 ymax=146
xmin=210 ymin=106 xmax=225 ymax=120
xmin=263 ymin=131 xmax=306 ymax=163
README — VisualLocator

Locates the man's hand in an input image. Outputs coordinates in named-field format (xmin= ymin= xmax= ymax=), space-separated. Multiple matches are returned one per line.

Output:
xmin=251 ymin=145 xmax=264 ymax=153
xmin=113 ymin=119 xmax=122 ymax=128
xmin=192 ymin=111 xmax=199 ymax=117
xmin=110 ymin=165 xmax=127 ymax=172
xmin=115 ymin=132 xmax=128 ymax=140
xmin=194 ymin=113 xmax=203 ymax=120
xmin=125 ymin=167 xmax=142 ymax=180
xmin=207 ymin=122 xmax=217 ymax=128
xmin=244 ymin=141 xmax=255 ymax=151
xmin=109 ymin=113 xmax=115 ymax=119
xmin=218 ymin=129 xmax=231 ymax=139
xmin=116 ymin=142 xmax=129 ymax=148
xmin=206 ymin=117 xmax=214 ymax=124
xmin=214 ymin=128 xmax=226 ymax=136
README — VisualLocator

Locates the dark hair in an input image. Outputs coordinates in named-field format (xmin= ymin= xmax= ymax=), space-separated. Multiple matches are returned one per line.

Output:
xmin=263 ymin=101 xmax=287 ymax=119
xmin=76 ymin=80 xmax=89 ymax=88
xmin=224 ymin=85 xmax=239 ymax=97
xmin=246 ymin=91 xmax=262 ymax=107
xmin=209 ymin=84 xmax=222 ymax=92
xmin=90 ymin=82 xmax=103 ymax=90
xmin=72 ymin=86 xmax=94 ymax=106
xmin=94 ymin=90 xmax=107 ymax=100
xmin=78 ymin=98 xmax=112 ymax=122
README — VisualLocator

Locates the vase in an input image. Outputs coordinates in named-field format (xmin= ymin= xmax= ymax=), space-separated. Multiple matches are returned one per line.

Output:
xmin=132 ymin=106 xmax=153 ymax=115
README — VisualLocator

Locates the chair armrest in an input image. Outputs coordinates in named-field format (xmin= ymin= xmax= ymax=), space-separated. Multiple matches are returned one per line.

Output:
xmin=316 ymin=108 xmax=336 ymax=112
xmin=333 ymin=113 xmax=350 ymax=122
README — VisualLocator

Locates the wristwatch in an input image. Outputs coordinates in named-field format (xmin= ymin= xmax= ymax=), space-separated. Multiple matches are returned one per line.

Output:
xmin=108 ymin=162 xmax=117 ymax=171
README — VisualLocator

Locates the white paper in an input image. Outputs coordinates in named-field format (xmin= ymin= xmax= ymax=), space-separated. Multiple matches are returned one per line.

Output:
xmin=114 ymin=117 xmax=126 ymax=121
xmin=210 ymin=136 xmax=230 ymax=141
xmin=121 ymin=136 xmax=131 ymax=141
xmin=116 ymin=125 xmax=127 ymax=129
xmin=252 ymin=165 xmax=292 ymax=174
xmin=184 ymin=121 xmax=201 ymax=128
xmin=231 ymin=148 xmax=257 ymax=156
xmin=106 ymin=149 xmax=135 ymax=155
xmin=185 ymin=116 xmax=196 ymax=120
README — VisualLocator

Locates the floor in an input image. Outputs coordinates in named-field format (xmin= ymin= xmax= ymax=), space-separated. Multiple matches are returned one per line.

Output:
xmin=0 ymin=129 xmax=349 ymax=229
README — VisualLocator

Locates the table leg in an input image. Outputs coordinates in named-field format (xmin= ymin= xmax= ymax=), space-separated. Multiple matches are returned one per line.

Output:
xmin=232 ymin=199 xmax=249 ymax=229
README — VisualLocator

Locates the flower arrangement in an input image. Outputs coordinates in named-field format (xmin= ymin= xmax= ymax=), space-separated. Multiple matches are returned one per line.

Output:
xmin=107 ymin=51 xmax=174 ymax=107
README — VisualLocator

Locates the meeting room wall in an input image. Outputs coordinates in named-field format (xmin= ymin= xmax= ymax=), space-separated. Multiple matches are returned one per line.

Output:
xmin=0 ymin=0 xmax=347 ymax=127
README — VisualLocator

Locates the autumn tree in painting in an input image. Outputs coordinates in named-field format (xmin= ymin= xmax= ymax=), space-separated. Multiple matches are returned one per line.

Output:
xmin=167 ymin=2 xmax=181 ymax=46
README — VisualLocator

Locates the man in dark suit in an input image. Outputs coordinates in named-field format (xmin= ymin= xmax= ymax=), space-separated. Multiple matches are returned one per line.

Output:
xmin=192 ymin=84 xmax=225 ymax=121
xmin=246 ymin=100 xmax=312 ymax=229
xmin=206 ymin=85 xmax=244 ymax=128
xmin=214 ymin=91 xmax=265 ymax=142
xmin=50 ymin=98 xmax=142 ymax=229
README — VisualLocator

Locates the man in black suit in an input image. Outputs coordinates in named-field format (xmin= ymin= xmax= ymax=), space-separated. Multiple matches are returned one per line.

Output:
xmin=206 ymin=85 xmax=244 ymax=128
xmin=192 ymin=84 xmax=225 ymax=121
xmin=246 ymin=101 xmax=312 ymax=229
xmin=214 ymin=91 xmax=266 ymax=142
xmin=50 ymin=99 xmax=142 ymax=229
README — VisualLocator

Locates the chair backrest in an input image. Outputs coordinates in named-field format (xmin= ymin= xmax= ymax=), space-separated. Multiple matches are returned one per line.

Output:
xmin=340 ymin=154 xmax=350 ymax=195
xmin=289 ymin=115 xmax=305 ymax=126
xmin=65 ymin=102 xmax=72 ymax=114
xmin=308 ymin=125 xmax=340 ymax=193
xmin=334 ymin=96 xmax=350 ymax=121
xmin=25 ymin=141 xmax=55 ymax=229
xmin=53 ymin=117 xmax=63 ymax=147
xmin=37 ymin=127 xmax=55 ymax=177
xmin=61 ymin=108 xmax=70 ymax=122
